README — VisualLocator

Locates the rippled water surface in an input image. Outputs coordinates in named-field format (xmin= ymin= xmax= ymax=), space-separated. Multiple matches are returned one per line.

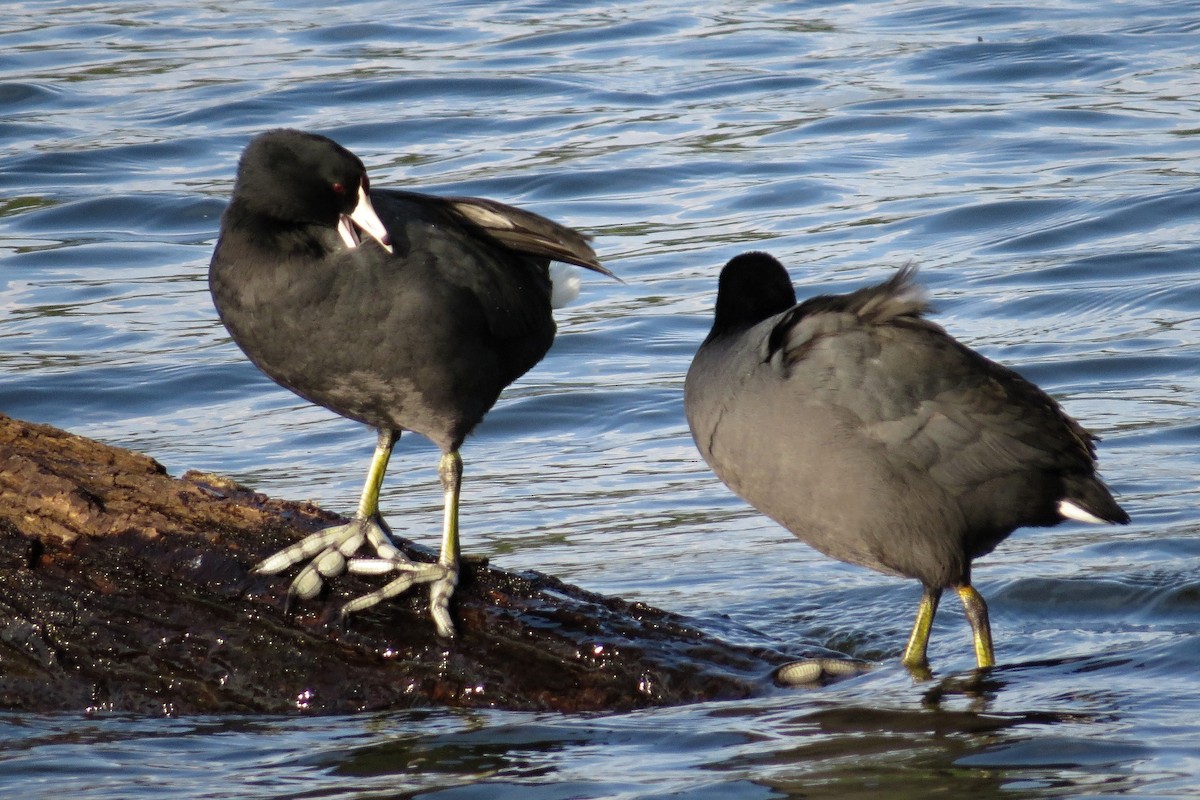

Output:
xmin=3 ymin=0 xmax=1200 ymax=797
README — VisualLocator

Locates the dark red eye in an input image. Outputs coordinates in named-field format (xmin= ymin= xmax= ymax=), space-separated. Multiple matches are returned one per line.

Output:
xmin=331 ymin=182 xmax=346 ymax=195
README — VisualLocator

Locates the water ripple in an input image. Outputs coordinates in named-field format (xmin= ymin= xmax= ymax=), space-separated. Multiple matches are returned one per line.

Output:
xmin=2 ymin=0 xmax=1200 ymax=797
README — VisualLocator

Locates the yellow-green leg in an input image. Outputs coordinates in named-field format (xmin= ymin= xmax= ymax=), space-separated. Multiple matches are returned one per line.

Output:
xmin=338 ymin=447 xmax=462 ymax=638
xmin=902 ymin=586 xmax=942 ymax=670
xmin=257 ymin=427 xmax=461 ymax=637
xmin=356 ymin=429 xmax=395 ymax=518
xmin=256 ymin=428 xmax=401 ymax=600
xmin=428 ymin=450 xmax=463 ymax=638
xmin=956 ymin=584 xmax=995 ymax=669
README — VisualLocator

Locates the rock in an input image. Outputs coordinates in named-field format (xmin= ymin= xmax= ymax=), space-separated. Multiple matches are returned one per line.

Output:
xmin=0 ymin=413 xmax=796 ymax=714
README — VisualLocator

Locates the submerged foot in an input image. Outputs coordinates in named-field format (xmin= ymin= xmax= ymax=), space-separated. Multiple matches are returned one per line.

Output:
xmin=774 ymin=658 xmax=871 ymax=687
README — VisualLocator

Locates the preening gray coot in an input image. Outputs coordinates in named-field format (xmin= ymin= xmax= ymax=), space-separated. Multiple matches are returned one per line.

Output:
xmin=685 ymin=252 xmax=1128 ymax=671
xmin=210 ymin=129 xmax=614 ymax=638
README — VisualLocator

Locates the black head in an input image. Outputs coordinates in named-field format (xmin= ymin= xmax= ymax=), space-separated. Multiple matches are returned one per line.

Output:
xmin=707 ymin=252 xmax=798 ymax=341
xmin=231 ymin=129 xmax=368 ymax=227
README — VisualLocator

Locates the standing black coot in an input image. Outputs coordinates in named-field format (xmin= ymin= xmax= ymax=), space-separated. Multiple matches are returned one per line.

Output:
xmin=684 ymin=252 xmax=1129 ymax=670
xmin=210 ymin=129 xmax=613 ymax=638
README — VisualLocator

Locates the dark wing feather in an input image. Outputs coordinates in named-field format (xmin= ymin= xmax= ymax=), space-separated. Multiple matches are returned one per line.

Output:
xmin=444 ymin=196 xmax=615 ymax=279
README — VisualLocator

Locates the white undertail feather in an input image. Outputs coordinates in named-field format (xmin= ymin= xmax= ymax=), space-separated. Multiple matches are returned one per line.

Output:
xmin=1057 ymin=499 xmax=1107 ymax=524
xmin=549 ymin=262 xmax=581 ymax=308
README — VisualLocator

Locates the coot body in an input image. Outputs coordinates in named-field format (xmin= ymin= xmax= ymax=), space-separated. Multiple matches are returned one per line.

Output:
xmin=210 ymin=129 xmax=611 ymax=637
xmin=685 ymin=252 xmax=1128 ymax=669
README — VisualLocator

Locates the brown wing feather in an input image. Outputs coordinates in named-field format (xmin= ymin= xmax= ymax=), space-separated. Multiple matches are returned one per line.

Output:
xmin=445 ymin=196 xmax=616 ymax=279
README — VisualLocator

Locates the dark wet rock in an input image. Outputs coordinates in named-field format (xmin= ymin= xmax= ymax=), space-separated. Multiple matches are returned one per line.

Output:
xmin=0 ymin=413 xmax=793 ymax=714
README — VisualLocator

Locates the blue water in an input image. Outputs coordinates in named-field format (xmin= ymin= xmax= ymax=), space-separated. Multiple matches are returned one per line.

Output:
xmin=3 ymin=0 xmax=1200 ymax=796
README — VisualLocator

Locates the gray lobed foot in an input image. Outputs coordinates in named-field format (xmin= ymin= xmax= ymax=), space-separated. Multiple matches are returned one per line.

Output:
xmin=254 ymin=514 xmax=458 ymax=637
xmin=774 ymin=658 xmax=872 ymax=687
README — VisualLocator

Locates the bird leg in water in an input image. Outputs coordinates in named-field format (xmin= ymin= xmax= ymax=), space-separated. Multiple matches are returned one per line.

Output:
xmin=902 ymin=586 xmax=942 ymax=670
xmin=956 ymin=584 xmax=995 ymax=669
xmin=339 ymin=450 xmax=462 ymax=639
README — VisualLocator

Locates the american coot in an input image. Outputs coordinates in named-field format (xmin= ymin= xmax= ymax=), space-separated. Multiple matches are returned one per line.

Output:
xmin=684 ymin=252 xmax=1129 ymax=671
xmin=210 ymin=129 xmax=613 ymax=638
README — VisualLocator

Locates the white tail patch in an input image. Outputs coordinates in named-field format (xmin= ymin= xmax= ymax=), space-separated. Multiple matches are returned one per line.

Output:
xmin=1057 ymin=499 xmax=1107 ymax=524
xmin=549 ymin=262 xmax=581 ymax=308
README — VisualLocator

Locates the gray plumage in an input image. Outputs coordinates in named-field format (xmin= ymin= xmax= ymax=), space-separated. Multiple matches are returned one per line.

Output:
xmin=685 ymin=251 xmax=1128 ymax=669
